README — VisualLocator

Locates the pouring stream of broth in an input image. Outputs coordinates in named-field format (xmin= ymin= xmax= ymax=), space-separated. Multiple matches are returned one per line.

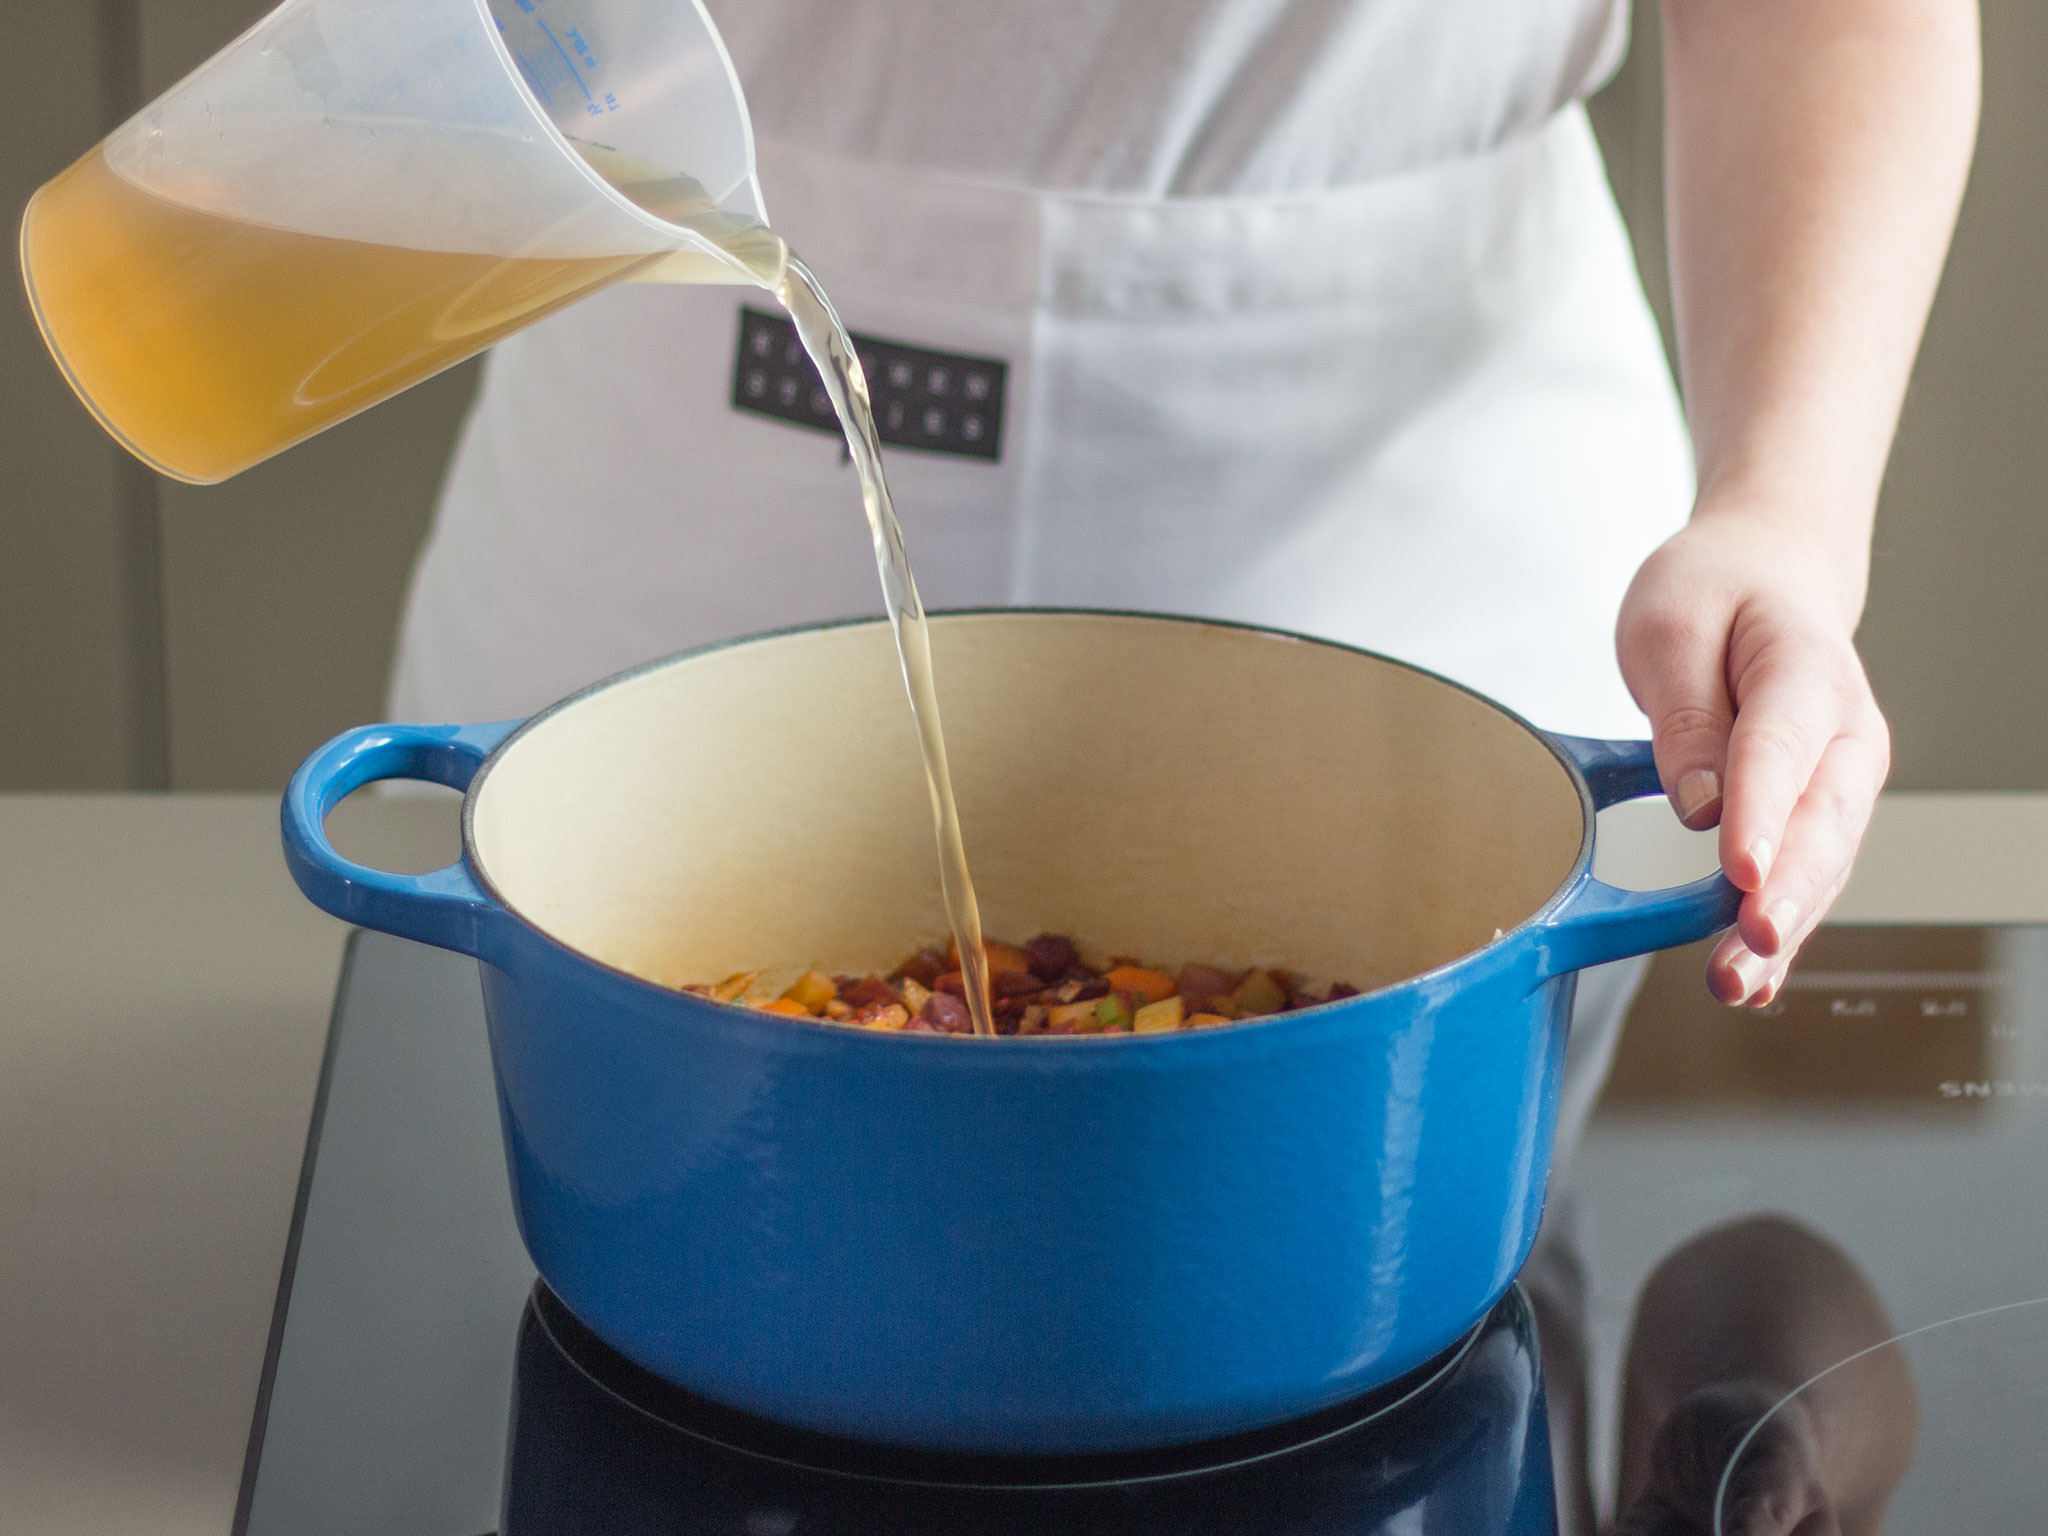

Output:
xmin=584 ymin=143 xmax=997 ymax=1036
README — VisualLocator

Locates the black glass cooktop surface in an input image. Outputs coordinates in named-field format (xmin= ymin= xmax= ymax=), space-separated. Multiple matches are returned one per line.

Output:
xmin=233 ymin=926 xmax=2048 ymax=1535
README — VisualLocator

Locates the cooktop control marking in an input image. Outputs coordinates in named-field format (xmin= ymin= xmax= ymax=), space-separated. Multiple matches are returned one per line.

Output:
xmin=1608 ymin=928 xmax=2028 ymax=1109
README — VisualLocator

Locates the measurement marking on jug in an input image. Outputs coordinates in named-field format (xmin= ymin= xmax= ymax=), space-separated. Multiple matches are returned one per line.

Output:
xmin=533 ymin=19 xmax=594 ymax=103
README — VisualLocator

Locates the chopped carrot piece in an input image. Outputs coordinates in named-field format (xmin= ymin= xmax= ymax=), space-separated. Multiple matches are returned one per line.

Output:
xmin=950 ymin=937 xmax=1034 ymax=977
xmin=1106 ymin=966 xmax=1175 ymax=1006
xmin=756 ymin=998 xmax=812 ymax=1018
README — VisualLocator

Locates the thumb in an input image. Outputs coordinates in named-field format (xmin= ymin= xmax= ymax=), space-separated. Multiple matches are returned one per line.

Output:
xmin=1620 ymin=608 xmax=1736 ymax=832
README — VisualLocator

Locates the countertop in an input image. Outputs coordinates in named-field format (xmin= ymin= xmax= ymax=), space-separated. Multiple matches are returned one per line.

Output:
xmin=3 ymin=791 xmax=2046 ymax=1535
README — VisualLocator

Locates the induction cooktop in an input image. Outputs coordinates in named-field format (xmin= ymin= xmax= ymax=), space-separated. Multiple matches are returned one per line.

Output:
xmin=232 ymin=926 xmax=2048 ymax=1534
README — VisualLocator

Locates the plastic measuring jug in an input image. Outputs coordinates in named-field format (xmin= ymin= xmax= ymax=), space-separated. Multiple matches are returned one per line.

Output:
xmin=18 ymin=0 xmax=780 ymax=485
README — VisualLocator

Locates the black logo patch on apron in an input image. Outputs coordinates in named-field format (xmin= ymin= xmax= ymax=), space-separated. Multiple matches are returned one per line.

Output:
xmin=732 ymin=307 xmax=1007 ymax=463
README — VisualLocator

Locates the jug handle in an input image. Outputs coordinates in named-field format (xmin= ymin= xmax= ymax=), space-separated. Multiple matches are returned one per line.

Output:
xmin=1531 ymin=735 xmax=1743 ymax=980
xmin=281 ymin=720 xmax=522 ymax=960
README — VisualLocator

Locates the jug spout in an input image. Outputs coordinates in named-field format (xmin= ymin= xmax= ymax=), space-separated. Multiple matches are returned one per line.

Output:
xmin=629 ymin=226 xmax=786 ymax=288
xmin=492 ymin=0 xmax=776 ymax=285
xmin=566 ymin=143 xmax=781 ymax=287
xmin=725 ymin=172 xmax=770 ymax=229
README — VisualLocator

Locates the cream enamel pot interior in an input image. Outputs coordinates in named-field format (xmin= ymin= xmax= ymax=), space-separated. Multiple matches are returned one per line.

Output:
xmin=282 ymin=610 xmax=1737 ymax=1453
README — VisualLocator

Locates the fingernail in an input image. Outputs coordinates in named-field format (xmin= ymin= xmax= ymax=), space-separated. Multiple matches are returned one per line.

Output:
xmin=1747 ymin=836 xmax=1775 ymax=884
xmin=1764 ymin=898 xmax=1800 ymax=951
xmin=1675 ymin=768 xmax=1722 ymax=828
xmin=1728 ymin=947 xmax=1768 ymax=1000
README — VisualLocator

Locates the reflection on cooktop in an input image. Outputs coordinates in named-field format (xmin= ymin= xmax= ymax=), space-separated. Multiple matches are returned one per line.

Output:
xmin=504 ymin=1281 xmax=1555 ymax=1534
xmin=1602 ymin=1215 xmax=1916 ymax=1534
xmin=1712 ymin=1294 xmax=2048 ymax=1536
xmin=1714 ymin=1294 xmax=2048 ymax=1536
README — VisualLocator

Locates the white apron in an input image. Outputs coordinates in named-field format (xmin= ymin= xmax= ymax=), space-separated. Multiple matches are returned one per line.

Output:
xmin=392 ymin=106 xmax=1687 ymax=735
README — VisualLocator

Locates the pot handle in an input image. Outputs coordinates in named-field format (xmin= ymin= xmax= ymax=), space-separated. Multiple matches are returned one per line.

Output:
xmin=281 ymin=720 xmax=522 ymax=959
xmin=1532 ymin=735 xmax=1743 ymax=979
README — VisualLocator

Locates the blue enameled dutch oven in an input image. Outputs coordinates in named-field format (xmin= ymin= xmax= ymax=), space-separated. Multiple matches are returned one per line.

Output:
xmin=282 ymin=611 xmax=1735 ymax=1455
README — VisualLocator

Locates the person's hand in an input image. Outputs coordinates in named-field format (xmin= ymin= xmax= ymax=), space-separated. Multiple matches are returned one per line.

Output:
xmin=1611 ymin=1383 xmax=1837 ymax=1536
xmin=1616 ymin=503 xmax=1890 ymax=1007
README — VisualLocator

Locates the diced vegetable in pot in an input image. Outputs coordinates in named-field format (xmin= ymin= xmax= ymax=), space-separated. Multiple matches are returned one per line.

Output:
xmin=1106 ymin=966 xmax=1175 ymax=1006
xmin=782 ymin=970 xmax=838 ymax=1014
xmin=685 ymin=935 xmax=1361 ymax=1036
xmin=1134 ymin=996 xmax=1185 ymax=1033
xmin=1230 ymin=968 xmax=1289 ymax=1018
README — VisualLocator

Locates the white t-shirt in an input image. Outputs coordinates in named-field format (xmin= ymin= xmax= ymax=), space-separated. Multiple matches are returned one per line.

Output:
xmin=707 ymin=0 xmax=1628 ymax=195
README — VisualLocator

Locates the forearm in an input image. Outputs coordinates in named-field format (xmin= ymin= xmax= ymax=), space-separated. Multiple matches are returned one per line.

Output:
xmin=1662 ymin=0 xmax=1979 ymax=623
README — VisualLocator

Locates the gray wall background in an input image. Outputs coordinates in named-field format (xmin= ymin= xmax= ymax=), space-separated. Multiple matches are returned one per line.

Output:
xmin=3 ymin=1 xmax=2042 ymax=792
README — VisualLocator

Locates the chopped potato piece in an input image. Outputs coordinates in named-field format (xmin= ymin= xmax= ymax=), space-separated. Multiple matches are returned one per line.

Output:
xmin=1048 ymin=999 xmax=1102 ymax=1033
xmin=781 ymin=969 xmax=838 ymax=1015
xmin=1133 ymin=996 xmax=1184 ymax=1033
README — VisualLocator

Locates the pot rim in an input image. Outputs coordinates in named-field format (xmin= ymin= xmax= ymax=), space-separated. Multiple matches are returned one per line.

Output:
xmin=456 ymin=606 xmax=1599 ymax=1043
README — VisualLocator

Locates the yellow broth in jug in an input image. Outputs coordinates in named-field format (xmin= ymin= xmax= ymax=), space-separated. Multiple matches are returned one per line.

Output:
xmin=19 ymin=146 xmax=656 ymax=483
